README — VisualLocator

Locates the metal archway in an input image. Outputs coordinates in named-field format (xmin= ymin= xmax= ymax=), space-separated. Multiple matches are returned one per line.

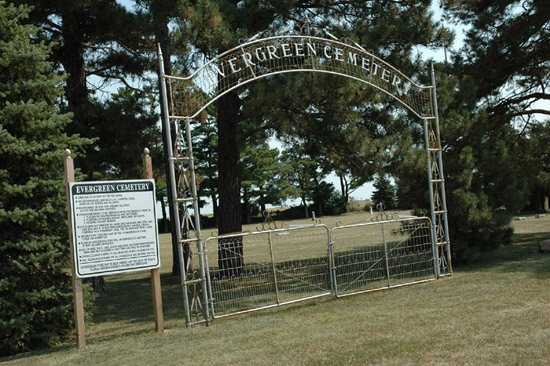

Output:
xmin=158 ymin=28 xmax=452 ymax=327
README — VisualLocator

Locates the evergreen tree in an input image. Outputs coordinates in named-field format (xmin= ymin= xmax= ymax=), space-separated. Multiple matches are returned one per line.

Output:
xmin=240 ymin=143 xmax=292 ymax=223
xmin=310 ymin=180 xmax=345 ymax=217
xmin=193 ymin=115 xmax=219 ymax=225
xmin=371 ymin=175 xmax=398 ymax=210
xmin=394 ymin=66 xmax=529 ymax=263
xmin=11 ymin=0 xmax=152 ymax=179
xmin=281 ymin=147 xmax=323 ymax=218
xmin=0 ymin=1 xmax=91 ymax=355
xmin=444 ymin=0 xmax=550 ymax=121
xmin=519 ymin=120 xmax=550 ymax=212
xmin=87 ymin=87 xmax=162 ymax=180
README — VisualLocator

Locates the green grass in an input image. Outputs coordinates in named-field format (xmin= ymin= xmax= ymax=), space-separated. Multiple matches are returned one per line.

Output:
xmin=2 ymin=212 xmax=550 ymax=365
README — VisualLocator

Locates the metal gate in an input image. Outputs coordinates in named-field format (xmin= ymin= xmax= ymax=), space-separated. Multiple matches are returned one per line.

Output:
xmin=204 ymin=225 xmax=331 ymax=318
xmin=330 ymin=217 xmax=435 ymax=297
xmin=202 ymin=217 xmax=435 ymax=319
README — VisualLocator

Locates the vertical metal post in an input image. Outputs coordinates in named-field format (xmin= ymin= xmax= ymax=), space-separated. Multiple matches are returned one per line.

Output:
xmin=203 ymin=240 xmax=216 ymax=318
xmin=268 ymin=232 xmax=280 ymax=305
xmin=381 ymin=221 xmax=391 ymax=288
xmin=424 ymin=117 xmax=441 ymax=279
xmin=184 ymin=118 xmax=210 ymax=325
xmin=430 ymin=64 xmax=453 ymax=274
xmin=328 ymin=230 xmax=337 ymax=297
xmin=158 ymin=45 xmax=191 ymax=326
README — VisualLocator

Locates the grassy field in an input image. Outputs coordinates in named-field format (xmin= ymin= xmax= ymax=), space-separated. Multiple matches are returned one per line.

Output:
xmin=2 ymin=212 xmax=549 ymax=365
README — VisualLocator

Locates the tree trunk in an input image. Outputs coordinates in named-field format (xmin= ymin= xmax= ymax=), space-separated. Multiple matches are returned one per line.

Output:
xmin=83 ymin=277 xmax=106 ymax=295
xmin=545 ymin=195 xmax=550 ymax=213
xmin=217 ymin=90 xmax=243 ymax=277
xmin=160 ymin=197 xmax=168 ymax=232
xmin=211 ymin=193 xmax=218 ymax=227
xmin=260 ymin=198 xmax=266 ymax=215
xmin=317 ymin=200 xmax=323 ymax=217
xmin=312 ymin=177 xmax=324 ymax=217
xmin=301 ymin=196 xmax=309 ymax=218
xmin=243 ymin=189 xmax=251 ymax=224
xmin=339 ymin=174 xmax=348 ymax=213
xmin=60 ymin=13 xmax=109 ymax=292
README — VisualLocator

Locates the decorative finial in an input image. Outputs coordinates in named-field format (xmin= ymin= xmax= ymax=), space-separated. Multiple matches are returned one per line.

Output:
xmin=65 ymin=149 xmax=71 ymax=157
xmin=144 ymin=147 xmax=150 ymax=156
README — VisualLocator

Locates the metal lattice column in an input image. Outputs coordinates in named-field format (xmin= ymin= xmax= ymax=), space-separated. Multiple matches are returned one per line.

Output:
xmin=158 ymin=45 xmax=210 ymax=327
xmin=424 ymin=64 xmax=452 ymax=277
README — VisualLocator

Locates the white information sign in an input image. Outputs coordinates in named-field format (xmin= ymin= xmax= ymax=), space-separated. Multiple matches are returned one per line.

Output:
xmin=69 ymin=179 xmax=160 ymax=278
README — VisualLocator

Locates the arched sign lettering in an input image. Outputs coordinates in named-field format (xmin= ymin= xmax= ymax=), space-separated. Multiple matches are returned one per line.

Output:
xmin=165 ymin=33 xmax=435 ymax=120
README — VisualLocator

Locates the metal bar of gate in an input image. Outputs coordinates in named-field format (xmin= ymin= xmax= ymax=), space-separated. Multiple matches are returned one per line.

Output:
xmin=381 ymin=221 xmax=391 ymax=288
xmin=268 ymin=232 xmax=281 ymax=305
xmin=328 ymin=231 xmax=337 ymax=296
xmin=335 ymin=278 xmax=437 ymax=299
xmin=204 ymin=247 xmax=215 ymax=318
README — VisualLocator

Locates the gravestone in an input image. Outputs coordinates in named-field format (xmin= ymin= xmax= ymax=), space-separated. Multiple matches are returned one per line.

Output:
xmin=540 ymin=239 xmax=550 ymax=253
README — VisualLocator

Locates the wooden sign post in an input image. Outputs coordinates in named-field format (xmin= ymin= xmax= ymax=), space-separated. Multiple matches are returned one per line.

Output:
xmin=143 ymin=148 xmax=164 ymax=333
xmin=64 ymin=149 xmax=86 ymax=349
xmin=64 ymin=148 xmax=164 ymax=350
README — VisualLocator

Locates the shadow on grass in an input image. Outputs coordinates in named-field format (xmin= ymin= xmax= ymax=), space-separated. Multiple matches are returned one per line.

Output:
xmin=0 ymin=342 xmax=77 ymax=363
xmin=91 ymin=271 xmax=190 ymax=326
xmin=457 ymin=233 xmax=550 ymax=279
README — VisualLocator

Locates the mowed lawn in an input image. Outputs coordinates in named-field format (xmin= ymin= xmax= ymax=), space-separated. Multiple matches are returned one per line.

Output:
xmin=2 ymin=212 xmax=550 ymax=365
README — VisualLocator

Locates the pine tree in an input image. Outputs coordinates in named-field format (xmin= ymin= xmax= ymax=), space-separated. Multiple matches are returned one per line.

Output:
xmin=0 ymin=1 xmax=91 ymax=355
xmin=281 ymin=147 xmax=322 ymax=219
xmin=393 ymin=65 xmax=529 ymax=263
xmin=240 ymin=143 xmax=292 ymax=223
xmin=193 ymin=115 xmax=220 ymax=225
xmin=444 ymin=0 xmax=550 ymax=121
xmin=371 ymin=175 xmax=398 ymax=210
xmin=520 ymin=120 xmax=550 ymax=212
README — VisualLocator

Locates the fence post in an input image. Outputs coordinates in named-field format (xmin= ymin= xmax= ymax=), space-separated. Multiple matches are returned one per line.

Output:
xmin=268 ymin=232 xmax=280 ymax=305
xmin=143 ymin=148 xmax=165 ymax=333
xmin=64 ymin=149 xmax=86 ymax=349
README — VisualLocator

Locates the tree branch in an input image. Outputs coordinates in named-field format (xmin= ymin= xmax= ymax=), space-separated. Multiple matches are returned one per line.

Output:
xmin=505 ymin=109 xmax=550 ymax=118
xmin=492 ymin=92 xmax=550 ymax=110
xmin=90 ymin=72 xmax=145 ymax=93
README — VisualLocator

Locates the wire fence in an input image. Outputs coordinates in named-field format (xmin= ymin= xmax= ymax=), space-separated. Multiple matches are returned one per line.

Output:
xmin=201 ymin=217 xmax=435 ymax=319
